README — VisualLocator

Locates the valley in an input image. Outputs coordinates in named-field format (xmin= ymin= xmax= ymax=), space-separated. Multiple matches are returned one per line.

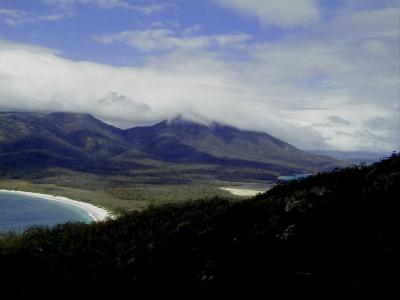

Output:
xmin=0 ymin=179 xmax=241 ymax=213
xmin=0 ymin=112 xmax=345 ymax=211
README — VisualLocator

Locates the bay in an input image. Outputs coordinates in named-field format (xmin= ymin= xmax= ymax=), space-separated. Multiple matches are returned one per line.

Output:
xmin=0 ymin=191 xmax=92 ymax=233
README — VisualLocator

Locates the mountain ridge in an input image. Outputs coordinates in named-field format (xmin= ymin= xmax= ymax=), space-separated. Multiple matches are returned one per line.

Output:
xmin=0 ymin=112 xmax=343 ymax=182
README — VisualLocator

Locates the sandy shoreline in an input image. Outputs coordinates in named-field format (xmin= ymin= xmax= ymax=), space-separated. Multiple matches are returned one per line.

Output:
xmin=220 ymin=187 xmax=268 ymax=197
xmin=0 ymin=189 xmax=113 ymax=222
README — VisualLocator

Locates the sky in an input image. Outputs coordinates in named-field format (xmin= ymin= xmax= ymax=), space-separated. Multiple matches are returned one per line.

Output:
xmin=0 ymin=0 xmax=399 ymax=152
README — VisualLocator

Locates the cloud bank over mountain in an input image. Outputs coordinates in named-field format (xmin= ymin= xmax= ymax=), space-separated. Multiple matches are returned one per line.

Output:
xmin=0 ymin=1 xmax=398 ymax=152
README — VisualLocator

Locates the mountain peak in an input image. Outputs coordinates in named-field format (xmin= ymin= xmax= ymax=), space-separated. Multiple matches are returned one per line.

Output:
xmin=168 ymin=115 xmax=209 ymax=127
xmin=48 ymin=112 xmax=97 ymax=121
xmin=0 ymin=112 xmax=343 ymax=181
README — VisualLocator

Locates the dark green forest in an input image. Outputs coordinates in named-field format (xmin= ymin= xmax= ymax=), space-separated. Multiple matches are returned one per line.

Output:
xmin=0 ymin=154 xmax=398 ymax=296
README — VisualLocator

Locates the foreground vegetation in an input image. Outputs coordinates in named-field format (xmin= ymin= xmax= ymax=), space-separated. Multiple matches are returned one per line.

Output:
xmin=0 ymin=154 xmax=398 ymax=295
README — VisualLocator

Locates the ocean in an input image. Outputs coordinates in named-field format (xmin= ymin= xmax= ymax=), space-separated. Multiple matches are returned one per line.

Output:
xmin=277 ymin=173 xmax=312 ymax=181
xmin=0 ymin=191 xmax=92 ymax=233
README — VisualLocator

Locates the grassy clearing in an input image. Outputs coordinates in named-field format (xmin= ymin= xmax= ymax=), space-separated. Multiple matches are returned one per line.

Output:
xmin=220 ymin=187 xmax=265 ymax=196
xmin=0 ymin=179 xmax=238 ymax=214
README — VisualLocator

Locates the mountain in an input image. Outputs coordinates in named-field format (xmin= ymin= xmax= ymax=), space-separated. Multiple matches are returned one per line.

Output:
xmin=1 ymin=154 xmax=398 ymax=296
xmin=124 ymin=118 xmax=338 ymax=171
xmin=0 ymin=112 xmax=342 ymax=182
xmin=0 ymin=112 xmax=144 ymax=177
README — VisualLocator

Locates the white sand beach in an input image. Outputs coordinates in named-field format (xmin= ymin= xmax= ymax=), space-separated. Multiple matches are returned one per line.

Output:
xmin=220 ymin=187 xmax=267 ymax=197
xmin=0 ymin=189 xmax=113 ymax=222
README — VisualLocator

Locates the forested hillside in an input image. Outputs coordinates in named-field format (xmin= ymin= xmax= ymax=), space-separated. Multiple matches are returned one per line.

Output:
xmin=0 ymin=112 xmax=341 ymax=183
xmin=1 ymin=154 xmax=398 ymax=296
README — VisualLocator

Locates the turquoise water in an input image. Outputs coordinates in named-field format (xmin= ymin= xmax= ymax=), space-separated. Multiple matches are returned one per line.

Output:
xmin=278 ymin=173 xmax=312 ymax=181
xmin=0 ymin=191 xmax=92 ymax=233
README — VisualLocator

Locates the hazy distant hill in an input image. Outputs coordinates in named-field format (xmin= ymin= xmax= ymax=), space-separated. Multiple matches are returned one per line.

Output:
xmin=0 ymin=112 xmax=342 ymax=182
xmin=309 ymin=149 xmax=391 ymax=164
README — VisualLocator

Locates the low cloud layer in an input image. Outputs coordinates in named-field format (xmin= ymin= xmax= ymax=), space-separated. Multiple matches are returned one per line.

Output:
xmin=328 ymin=116 xmax=351 ymax=126
xmin=0 ymin=39 xmax=328 ymax=149
xmin=0 ymin=2 xmax=398 ymax=152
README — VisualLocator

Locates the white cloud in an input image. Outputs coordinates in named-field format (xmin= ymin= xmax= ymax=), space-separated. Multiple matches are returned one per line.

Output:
xmin=211 ymin=0 xmax=320 ymax=28
xmin=0 ymin=5 xmax=398 ymax=152
xmin=131 ymin=3 xmax=177 ymax=15
xmin=1 ymin=1 xmax=174 ymax=28
xmin=37 ymin=14 xmax=70 ymax=21
xmin=42 ymin=0 xmax=129 ymax=8
xmin=42 ymin=0 xmax=176 ymax=14
xmin=97 ymin=91 xmax=151 ymax=114
xmin=327 ymin=116 xmax=351 ymax=126
xmin=94 ymin=27 xmax=253 ymax=52
xmin=41 ymin=0 xmax=75 ymax=6
xmin=0 ymin=39 xmax=327 ymax=149
xmin=0 ymin=8 xmax=27 ymax=19
xmin=0 ymin=40 xmax=62 ymax=55
xmin=0 ymin=7 xmax=71 ymax=27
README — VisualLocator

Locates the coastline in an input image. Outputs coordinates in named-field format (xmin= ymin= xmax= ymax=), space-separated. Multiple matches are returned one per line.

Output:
xmin=0 ymin=189 xmax=113 ymax=222
xmin=220 ymin=187 xmax=267 ymax=197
